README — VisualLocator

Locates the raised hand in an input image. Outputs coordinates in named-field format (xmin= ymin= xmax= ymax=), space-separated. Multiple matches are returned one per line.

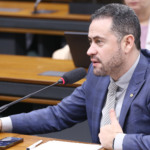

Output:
xmin=99 ymin=109 xmax=123 ymax=150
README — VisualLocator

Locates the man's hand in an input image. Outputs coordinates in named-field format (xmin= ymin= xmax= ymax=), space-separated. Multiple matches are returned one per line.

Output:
xmin=99 ymin=109 xmax=123 ymax=150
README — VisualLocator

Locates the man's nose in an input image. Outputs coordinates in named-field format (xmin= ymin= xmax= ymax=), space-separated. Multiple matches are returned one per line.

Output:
xmin=87 ymin=44 xmax=97 ymax=56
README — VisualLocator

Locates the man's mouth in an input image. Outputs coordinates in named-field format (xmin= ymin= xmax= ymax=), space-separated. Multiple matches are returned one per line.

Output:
xmin=91 ymin=58 xmax=100 ymax=66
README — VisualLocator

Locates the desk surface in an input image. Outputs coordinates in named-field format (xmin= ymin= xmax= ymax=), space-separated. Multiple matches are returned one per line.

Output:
xmin=0 ymin=55 xmax=86 ymax=105
xmin=0 ymin=133 xmax=105 ymax=150
xmin=0 ymin=1 xmax=91 ymax=35
xmin=0 ymin=54 xmax=85 ymax=86
xmin=0 ymin=1 xmax=90 ymax=21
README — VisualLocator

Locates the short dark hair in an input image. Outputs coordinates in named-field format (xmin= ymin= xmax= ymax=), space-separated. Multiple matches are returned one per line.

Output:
xmin=91 ymin=3 xmax=141 ymax=50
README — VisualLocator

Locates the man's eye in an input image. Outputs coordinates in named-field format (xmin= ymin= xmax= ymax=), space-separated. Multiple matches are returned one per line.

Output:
xmin=96 ymin=40 xmax=101 ymax=44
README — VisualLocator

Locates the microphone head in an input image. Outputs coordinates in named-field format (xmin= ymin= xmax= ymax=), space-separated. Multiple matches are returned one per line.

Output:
xmin=58 ymin=67 xmax=87 ymax=84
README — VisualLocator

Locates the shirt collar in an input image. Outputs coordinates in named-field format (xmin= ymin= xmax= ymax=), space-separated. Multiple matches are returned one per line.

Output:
xmin=110 ymin=54 xmax=140 ymax=90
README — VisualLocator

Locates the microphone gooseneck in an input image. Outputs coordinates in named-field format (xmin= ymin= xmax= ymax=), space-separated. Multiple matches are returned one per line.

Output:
xmin=0 ymin=68 xmax=87 ymax=113
xmin=33 ymin=0 xmax=42 ymax=14
xmin=0 ymin=82 xmax=59 ymax=113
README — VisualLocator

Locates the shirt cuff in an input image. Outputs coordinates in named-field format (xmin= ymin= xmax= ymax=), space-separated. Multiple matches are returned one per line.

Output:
xmin=114 ymin=133 xmax=126 ymax=150
xmin=0 ymin=117 xmax=13 ymax=132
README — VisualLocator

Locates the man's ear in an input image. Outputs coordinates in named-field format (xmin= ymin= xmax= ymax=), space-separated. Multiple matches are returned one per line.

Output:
xmin=121 ymin=34 xmax=135 ymax=54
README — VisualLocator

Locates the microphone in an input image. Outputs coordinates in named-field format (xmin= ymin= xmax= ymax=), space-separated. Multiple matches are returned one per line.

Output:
xmin=32 ymin=0 xmax=55 ymax=14
xmin=0 ymin=68 xmax=86 ymax=113
xmin=58 ymin=67 xmax=87 ymax=84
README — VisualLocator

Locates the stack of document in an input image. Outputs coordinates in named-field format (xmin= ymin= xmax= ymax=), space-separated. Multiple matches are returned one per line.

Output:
xmin=32 ymin=140 xmax=102 ymax=150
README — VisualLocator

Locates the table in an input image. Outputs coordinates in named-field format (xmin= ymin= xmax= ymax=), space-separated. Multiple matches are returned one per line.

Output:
xmin=0 ymin=1 xmax=91 ymax=56
xmin=0 ymin=54 xmax=86 ymax=105
xmin=0 ymin=1 xmax=90 ymax=34
xmin=0 ymin=133 xmax=105 ymax=150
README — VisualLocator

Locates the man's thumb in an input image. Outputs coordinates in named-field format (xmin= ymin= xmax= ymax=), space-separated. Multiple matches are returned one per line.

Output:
xmin=110 ymin=109 xmax=119 ymax=125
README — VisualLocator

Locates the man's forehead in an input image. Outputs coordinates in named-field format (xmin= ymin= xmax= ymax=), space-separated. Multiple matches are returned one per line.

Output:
xmin=91 ymin=17 xmax=113 ymax=25
xmin=88 ymin=18 xmax=113 ymax=37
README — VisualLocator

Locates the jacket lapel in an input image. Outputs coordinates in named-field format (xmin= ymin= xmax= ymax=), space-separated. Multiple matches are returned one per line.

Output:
xmin=91 ymin=77 xmax=110 ymax=143
xmin=119 ymin=54 xmax=148 ymax=128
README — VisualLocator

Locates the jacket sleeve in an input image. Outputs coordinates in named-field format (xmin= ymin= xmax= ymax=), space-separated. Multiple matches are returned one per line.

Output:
xmin=123 ymin=134 xmax=150 ymax=150
xmin=10 ymin=80 xmax=88 ymax=134
xmin=123 ymin=79 xmax=150 ymax=150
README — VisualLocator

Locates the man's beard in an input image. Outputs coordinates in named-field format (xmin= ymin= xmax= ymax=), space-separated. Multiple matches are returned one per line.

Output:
xmin=93 ymin=47 xmax=124 ymax=77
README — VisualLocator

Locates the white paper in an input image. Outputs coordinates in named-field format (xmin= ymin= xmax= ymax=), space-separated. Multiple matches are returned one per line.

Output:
xmin=32 ymin=140 xmax=102 ymax=150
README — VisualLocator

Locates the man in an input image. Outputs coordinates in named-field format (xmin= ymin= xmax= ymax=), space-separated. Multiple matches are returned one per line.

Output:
xmin=1 ymin=3 xmax=150 ymax=150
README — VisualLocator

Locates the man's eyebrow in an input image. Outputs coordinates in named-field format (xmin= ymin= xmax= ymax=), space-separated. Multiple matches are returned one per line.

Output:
xmin=88 ymin=35 xmax=105 ymax=40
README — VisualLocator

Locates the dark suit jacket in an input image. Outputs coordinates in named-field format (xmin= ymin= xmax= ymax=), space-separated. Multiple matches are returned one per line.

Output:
xmin=11 ymin=50 xmax=150 ymax=150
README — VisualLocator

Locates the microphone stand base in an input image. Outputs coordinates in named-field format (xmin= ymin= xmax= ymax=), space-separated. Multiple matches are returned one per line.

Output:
xmin=32 ymin=10 xmax=56 ymax=14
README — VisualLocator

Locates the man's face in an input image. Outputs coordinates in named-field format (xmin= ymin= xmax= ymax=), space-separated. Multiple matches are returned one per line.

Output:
xmin=87 ymin=18 xmax=125 ymax=78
